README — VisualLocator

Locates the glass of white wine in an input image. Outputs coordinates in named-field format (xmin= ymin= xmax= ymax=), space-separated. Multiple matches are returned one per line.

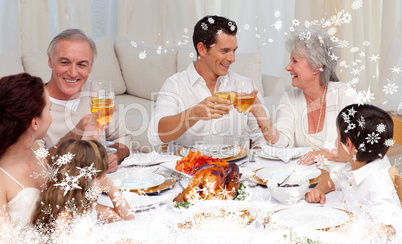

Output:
xmin=234 ymin=79 xmax=256 ymax=140
xmin=214 ymin=78 xmax=236 ymax=135
xmin=90 ymin=80 xmax=117 ymax=153
xmin=214 ymin=78 xmax=237 ymax=104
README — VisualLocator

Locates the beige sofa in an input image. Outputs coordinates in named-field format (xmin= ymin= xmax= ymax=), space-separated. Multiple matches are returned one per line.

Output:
xmin=0 ymin=35 xmax=282 ymax=152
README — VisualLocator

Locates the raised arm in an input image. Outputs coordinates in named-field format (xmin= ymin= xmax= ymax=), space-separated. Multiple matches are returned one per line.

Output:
xmin=158 ymin=96 xmax=231 ymax=143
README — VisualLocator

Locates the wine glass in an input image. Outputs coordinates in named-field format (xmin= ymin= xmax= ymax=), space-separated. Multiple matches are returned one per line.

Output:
xmin=234 ymin=79 xmax=256 ymax=145
xmin=214 ymin=78 xmax=237 ymax=104
xmin=214 ymin=78 xmax=236 ymax=135
xmin=90 ymin=80 xmax=117 ymax=153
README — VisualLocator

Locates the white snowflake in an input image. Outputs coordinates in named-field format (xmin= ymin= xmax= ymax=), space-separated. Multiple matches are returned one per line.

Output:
xmin=357 ymin=87 xmax=375 ymax=104
xmin=365 ymin=132 xmax=380 ymax=145
xmin=345 ymin=86 xmax=357 ymax=97
xmin=352 ymin=0 xmax=363 ymax=10
xmin=384 ymin=139 xmax=395 ymax=147
xmin=369 ymin=54 xmax=380 ymax=62
xmin=54 ymin=152 xmax=75 ymax=167
xmin=207 ymin=17 xmax=215 ymax=24
xmin=359 ymin=51 xmax=366 ymax=57
xmin=76 ymin=163 xmax=100 ymax=180
xmin=230 ymin=25 xmax=236 ymax=32
xmin=341 ymin=13 xmax=352 ymax=23
xmin=324 ymin=141 xmax=336 ymax=152
xmin=272 ymin=20 xmax=283 ymax=30
xmin=315 ymin=154 xmax=329 ymax=166
xmin=358 ymin=143 xmax=366 ymax=152
xmin=54 ymin=172 xmax=83 ymax=196
xmin=347 ymin=123 xmax=356 ymax=131
xmin=189 ymin=52 xmax=195 ymax=58
xmin=350 ymin=47 xmax=359 ymax=53
xmin=274 ymin=10 xmax=281 ymax=18
xmin=329 ymin=52 xmax=339 ymax=61
xmin=322 ymin=19 xmax=332 ymax=28
xmin=357 ymin=116 xmax=365 ymax=129
xmin=337 ymin=40 xmax=349 ymax=48
xmin=376 ymin=123 xmax=386 ymax=133
xmin=390 ymin=66 xmax=402 ymax=74
xmin=298 ymin=30 xmax=311 ymax=41
xmin=217 ymin=29 xmax=223 ymax=35
xmin=201 ymin=22 xmax=208 ymax=30
xmin=383 ymin=81 xmax=398 ymax=95
xmin=330 ymin=10 xmax=345 ymax=26
xmin=363 ymin=41 xmax=371 ymax=46
xmin=348 ymin=107 xmax=357 ymax=117
xmin=292 ymin=19 xmax=300 ymax=26
xmin=130 ymin=41 xmax=137 ymax=47
xmin=34 ymin=147 xmax=49 ymax=159
xmin=244 ymin=24 xmax=250 ymax=30
xmin=327 ymin=27 xmax=337 ymax=36
xmin=350 ymin=77 xmax=359 ymax=84
xmin=112 ymin=192 xmax=127 ymax=207
xmin=139 ymin=50 xmax=146 ymax=59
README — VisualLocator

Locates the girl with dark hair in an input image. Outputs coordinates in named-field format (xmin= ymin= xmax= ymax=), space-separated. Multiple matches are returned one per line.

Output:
xmin=306 ymin=104 xmax=402 ymax=237
xmin=0 ymin=73 xmax=51 ymax=235
xmin=31 ymin=138 xmax=134 ymax=238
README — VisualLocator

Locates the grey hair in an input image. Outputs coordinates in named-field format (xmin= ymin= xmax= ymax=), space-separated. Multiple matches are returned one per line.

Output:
xmin=47 ymin=29 xmax=97 ymax=63
xmin=286 ymin=27 xmax=340 ymax=86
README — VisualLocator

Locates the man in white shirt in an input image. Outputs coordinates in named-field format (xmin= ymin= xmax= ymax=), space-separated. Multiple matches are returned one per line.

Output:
xmin=37 ymin=29 xmax=131 ymax=173
xmin=148 ymin=15 xmax=265 ymax=149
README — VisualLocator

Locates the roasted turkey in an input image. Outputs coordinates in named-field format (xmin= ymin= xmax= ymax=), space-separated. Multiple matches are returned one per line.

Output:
xmin=173 ymin=162 xmax=241 ymax=203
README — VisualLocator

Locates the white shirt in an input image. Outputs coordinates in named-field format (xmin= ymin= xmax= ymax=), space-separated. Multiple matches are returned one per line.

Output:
xmin=148 ymin=62 xmax=266 ymax=147
xmin=273 ymin=82 xmax=355 ymax=149
xmin=330 ymin=157 xmax=402 ymax=229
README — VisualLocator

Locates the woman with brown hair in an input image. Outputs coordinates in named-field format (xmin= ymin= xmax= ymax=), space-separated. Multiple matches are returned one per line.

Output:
xmin=31 ymin=138 xmax=134 ymax=238
xmin=0 ymin=73 xmax=52 ymax=237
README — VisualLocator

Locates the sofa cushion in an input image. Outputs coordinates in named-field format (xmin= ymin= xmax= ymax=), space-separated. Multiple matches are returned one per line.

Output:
xmin=115 ymin=94 xmax=161 ymax=152
xmin=177 ymin=46 xmax=264 ymax=96
xmin=90 ymin=37 xmax=126 ymax=95
xmin=0 ymin=53 xmax=25 ymax=79
xmin=22 ymin=51 xmax=51 ymax=83
xmin=115 ymin=35 xmax=179 ymax=101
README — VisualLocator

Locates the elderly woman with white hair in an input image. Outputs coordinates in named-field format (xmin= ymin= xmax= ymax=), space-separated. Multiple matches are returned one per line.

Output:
xmin=249 ymin=27 xmax=355 ymax=165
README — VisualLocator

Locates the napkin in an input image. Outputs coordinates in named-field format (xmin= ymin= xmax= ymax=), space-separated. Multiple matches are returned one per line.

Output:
xmin=97 ymin=191 xmax=171 ymax=211
xmin=121 ymin=151 xmax=181 ymax=167
xmin=260 ymin=146 xmax=311 ymax=162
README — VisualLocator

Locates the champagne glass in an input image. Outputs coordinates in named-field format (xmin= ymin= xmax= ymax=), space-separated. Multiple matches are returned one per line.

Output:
xmin=90 ymin=80 xmax=117 ymax=153
xmin=234 ymin=79 xmax=256 ymax=146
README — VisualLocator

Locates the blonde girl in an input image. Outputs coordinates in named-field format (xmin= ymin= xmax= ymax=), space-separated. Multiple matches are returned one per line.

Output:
xmin=31 ymin=138 xmax=134 ymax=235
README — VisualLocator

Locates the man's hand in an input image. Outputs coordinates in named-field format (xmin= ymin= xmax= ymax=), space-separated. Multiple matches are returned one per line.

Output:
xmin=106 ymin=153 xmax=119 ymax=173
xmin=188 ymin=96 xmax=231 ymax=121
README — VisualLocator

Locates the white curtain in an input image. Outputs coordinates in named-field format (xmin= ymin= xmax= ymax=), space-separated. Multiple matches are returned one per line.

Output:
xmin=0 ymin=0 xmax=401 ymax=111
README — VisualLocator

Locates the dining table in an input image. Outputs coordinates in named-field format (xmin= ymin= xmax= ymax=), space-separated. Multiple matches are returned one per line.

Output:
xmin=91 ymin=148 xmax=401 ymax=243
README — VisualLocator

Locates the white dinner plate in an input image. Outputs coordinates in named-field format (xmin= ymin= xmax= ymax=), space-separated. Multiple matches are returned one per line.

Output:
xmin=108 ymin=171 xmax=165 ymax=190
xmin=255 ymin=164 xmax=321 ymax=182
xmin=98 ymin=191 xmax=170 ymax=212
xmin=179 ymin=144 xmax=240 ymax=159
xmin=258 ymin=146 xmax=311 ymax=162
xmin=269 ymin=206 xmax=352 ymax=230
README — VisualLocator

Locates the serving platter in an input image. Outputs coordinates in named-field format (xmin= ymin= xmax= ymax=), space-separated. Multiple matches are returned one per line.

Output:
xmin=266 ymin=206 xmax=354 ymax=231
xmin=174 ymin=145 xmax=248 ymax=162
xmin=249 ymin=168 xmax=327 ymax=186
xmin=108 ymin=171 xmax=176 ymax=194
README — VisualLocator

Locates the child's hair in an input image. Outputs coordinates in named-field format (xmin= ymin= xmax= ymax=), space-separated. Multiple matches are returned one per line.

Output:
xmin=31 ymin=138 xmax=108 ymax=229
xmin=336 ymin=104 xmax=394 ymax=163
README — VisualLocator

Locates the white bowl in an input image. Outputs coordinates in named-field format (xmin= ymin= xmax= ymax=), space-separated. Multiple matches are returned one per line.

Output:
xmin=268 ymin=176 xmax=309 ymax=204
